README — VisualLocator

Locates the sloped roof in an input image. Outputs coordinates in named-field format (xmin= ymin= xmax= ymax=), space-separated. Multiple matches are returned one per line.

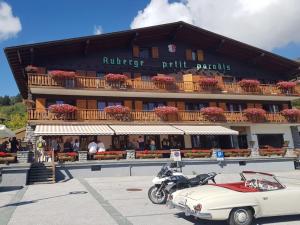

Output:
xmin=4 ymin=21 xmax=300 ymax=97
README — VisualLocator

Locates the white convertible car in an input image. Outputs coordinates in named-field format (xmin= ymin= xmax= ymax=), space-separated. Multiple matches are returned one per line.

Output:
xmin=168 ymin=171 xmax=300 ymax=225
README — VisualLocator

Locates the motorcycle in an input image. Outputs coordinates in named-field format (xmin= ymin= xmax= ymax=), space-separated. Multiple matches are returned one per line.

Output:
xmin=148 ymin=163 xmax=217 ymax=204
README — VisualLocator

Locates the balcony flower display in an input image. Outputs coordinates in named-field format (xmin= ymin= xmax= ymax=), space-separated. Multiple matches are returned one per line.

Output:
xmin=183 ymin=149 xmax=212 ymax=158
xmin=243 ymin=108 xmax=266 ymax=122
xmin=48 ymin=70 xmax=76 ymax=79
xmin=238 ymin=79 xmax=260 ymax=91
xmin=104 ymin=105 xmax=131 ymax=120
xmin=199 ymin=77 xmax=218 ymax=89
xmin=94 ymin=151 xmax=124 ymax=160
xmin=25 ymin=65 xmax=39 ymax=73
xmin=277 ymin=81 xmax=296 ymax=94
xmin=49 ymin=104 xmax=77 ymax=119
xmin=281 ymin=109 xmax=300 ymax=122
xmin=154 ymin=106 xmax=178 ymax=119
xmin=136 ymin=150 xmax=163 ymax=159
xmin=105 ymin=73 xmax=128 ymax=82
xmin=200 ymin=107 xmax=224 ymax=121
xmin=151 ymin=75 xmax=175 ymax=84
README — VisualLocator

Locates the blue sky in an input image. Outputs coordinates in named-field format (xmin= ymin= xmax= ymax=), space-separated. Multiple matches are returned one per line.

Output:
xmin=0 ymin=0 xmax=299 ymax=96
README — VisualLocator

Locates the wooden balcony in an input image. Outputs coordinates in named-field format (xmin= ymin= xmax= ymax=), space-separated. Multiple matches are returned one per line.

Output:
xmin=28 ymin=74 xmax=300 ymax=97
xmin=28 ymin=109 xmax=297 ymax=124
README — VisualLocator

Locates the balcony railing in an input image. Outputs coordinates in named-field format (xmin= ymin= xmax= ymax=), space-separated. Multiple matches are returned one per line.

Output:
xmin=28 ymin=109 xmax=296 ymax=123
xmin=28 ymin=74 xmax=300 ymax=97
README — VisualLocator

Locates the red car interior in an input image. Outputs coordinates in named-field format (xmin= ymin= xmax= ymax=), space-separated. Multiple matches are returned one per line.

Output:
xmin=212 ymin=182 xmax=259 ymax=192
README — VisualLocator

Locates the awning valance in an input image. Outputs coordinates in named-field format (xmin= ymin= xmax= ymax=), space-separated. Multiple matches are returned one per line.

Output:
xmin=34 ymin=125 xmax=114 ymax=135
xmin=109 ymin=125 xmax=184 ymax=135
xmin=173 ymin=125 xmax=239 ymax=135
xmin=0 ymin=125 xmax=15 ymax=138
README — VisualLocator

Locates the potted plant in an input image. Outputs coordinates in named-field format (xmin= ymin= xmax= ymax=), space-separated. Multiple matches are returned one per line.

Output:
xmin=238 ymin=79 xmax=260 ymax=92
xmin=94 ymin=151 xmax=124 ymax=160
xmin=281 ymin=108 xmax=300 ymax=122
xmin=48 ymin=104 xmax=77 ymax=120
xmin=199 ymin=77 xmax=218 ymax=90
xmin=135 ymin=150 xmax=163 ymax=159
xmin=277 ymin=81 xmax=296 ymax=94
xmin=151 ymin=75 xmax=175 ymax=85
xmin=200 ymin=107 xmax=224 ymax=121
xmin=154 ymin=106 xmax=178 ymax=120
xmin=104 ymin=105 xmax=131 ymax=121
xmin=105 ymin=73 xmax=128 ymax=88
xmin=243 ymin=108 xmax=266 ymax=122
xmin=25 ymin=65 xmax=39 ymax=73
xmin=48 ymin=70 xmax=76 ymax=79
xmin=183 ymin=150 xmax=212 ymax=158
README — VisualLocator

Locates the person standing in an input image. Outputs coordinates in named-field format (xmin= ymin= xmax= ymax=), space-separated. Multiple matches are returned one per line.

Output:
xmin=9 ymin=137 xmax=19 ymax=153
xmin=88 ymin=139 xmax=98 ymax=154
xmin=97 ymin=140 xmax=105 ymax=152
xmin=150 ymin=139 xmax=156 ymax=151
xmin=73 ymin=139 xmax=80 ymax=152
xmin=137 ymin=136 xmax=145 ymax=150
xmin=36 ymin=136 xmax=46 ymax=162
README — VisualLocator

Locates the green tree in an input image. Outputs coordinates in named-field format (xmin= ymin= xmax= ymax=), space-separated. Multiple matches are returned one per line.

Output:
xmin=5 ymin=113 xmax=27 ymax=130
xmin=2 ymin=95 xmax=11 ymax=106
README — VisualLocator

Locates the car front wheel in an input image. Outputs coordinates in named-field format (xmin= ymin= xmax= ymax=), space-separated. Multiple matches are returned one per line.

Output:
xmin=228 ymin=207 xmax=253 ymax=225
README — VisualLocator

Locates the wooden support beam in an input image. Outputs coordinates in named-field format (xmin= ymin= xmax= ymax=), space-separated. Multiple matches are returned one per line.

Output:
xmin=30 ymin=48 xmax=34 ymax=65
xmin=84 ymin=39 xmax=90 ymax=55
xmin=17 ymin=50 xmax=22 ymax=64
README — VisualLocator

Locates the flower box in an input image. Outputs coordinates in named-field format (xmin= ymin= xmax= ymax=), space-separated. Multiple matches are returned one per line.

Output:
xmin=243 ymin=108 xmax=266 ymax=122
xmin=222 ymin=149 xmax=251 ymax=157
xmin=238 ymin=79 xmax=260 ymax=92
xmin=0 ymin=152 xmax=16 ymax=164
xmin=151 ymin=75 xmax=175 ymax=84
xmin=199 ymin=77 xmax=218 ymax=89
xmin=105 ymin=73 xmax=128 ymax=82
xmin=104 ymin=105 xmax=131 ymax=120
xmin=200 ymin=107 xmax=224 ymax=121
xmin=281 ymin=109 xmax=300 ymax=122
xmin=277 ymin=81 xmax=296 ymax=94
xmin=57 ymin=152 xmax=78 ymax=162
xmin=183 ymin=150 xmax=212 ymax=158
xmin=48 ymin=70 xmax=76 ymax=79
xmin=94 ymin=152 xmax=124 ymax=160
xmin=25 ymin=65 xmax=39 ymax=73
xmin=154 ymin=106 xmax=178 ymax=120
xmin=136 ymin=151 xmax=163 ymax=159
xmin=49 ymin=104 xmax=77 ymax=119
xmin=259 ymin=148 xmax=287 ymax=157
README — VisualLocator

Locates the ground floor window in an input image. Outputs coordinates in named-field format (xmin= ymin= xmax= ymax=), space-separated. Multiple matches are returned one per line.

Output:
xmin=112 ymin=135 xmax=128 ymax=150
xmin=144 ymin=135 xmax=160 ymax=150
xmin=257 ymin=134 xmax=284 ymax=148
xmin=191 ymin=135 xmax=233 ymax=149
xmin=238 ymin=135 xmax=248 ymax=149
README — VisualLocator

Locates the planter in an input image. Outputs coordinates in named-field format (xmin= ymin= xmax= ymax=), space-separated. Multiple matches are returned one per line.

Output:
xmin=243 ymin=108 xmax=266 ymax=122
xmin=277 ymin=81 xmax=296 ymax=94
xmin=104 ymin=105 xmax=131 ymax=121
xmin=105 ymin=73 xmax=128 ymax=88
xmin=0 ymin=152 xmax=17 ymax=164
xmin=57 ymin=152 xmax=78 ymax=162
xmin=136 ymin=153 xmax=163 ymax=159
xmin=259 ymin=149 xmax=287 ymax=157
xmin=151 ymin=75 xmax=175 ymax=85
xmin=49 ymin=104 xmax=77 ymax=120
xmin=238 ymin=79 xmax=260 ymax=92
xmin=281 ymin=109 xmax=300 ymax=122
xmin=94 ymin=151 xmax=124 ymax=160
xmin=182 ymin=150 xmax=212 ymax=158
xmin=199 ymin=77 xmax=219 ymax=90
xmin=154 ymin=106 xmax=178 ymax=121
xmin=48 ymin=70 xmax=76 ymax=79
xmin=223 ymin=149 xmax=251 ymax=157
xmin=200 ymin=107 xmax=225 ymax=121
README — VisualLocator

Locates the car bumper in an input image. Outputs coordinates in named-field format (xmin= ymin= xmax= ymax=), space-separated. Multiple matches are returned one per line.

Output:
xmin=167 ymin=201 xmax=212 ymax=220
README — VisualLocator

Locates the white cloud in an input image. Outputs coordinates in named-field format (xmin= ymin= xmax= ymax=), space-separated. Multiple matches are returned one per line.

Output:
xmin=0 ymin=2 xmax=21 ymax=41
xmin=93 ymin=25 xmax=103 ymax=35
xmin=130 ymin=0 xmax=300 ymax=50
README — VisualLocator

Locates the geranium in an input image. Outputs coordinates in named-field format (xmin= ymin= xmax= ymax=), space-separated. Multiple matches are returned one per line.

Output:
xmin=277 ymin=81 xmax=296 ymax=91
xmin=238 ymin=79 xmax=260 ymax=88
xmin=104 ymin=105 xmax=130 ymax=115
xmin=243 ymin=108 xmax=266 ymax=122
xmin=200 ymin=107 xmax=224 ymax=121
xmin=105 ymin=73 xmax=128 ymax=82
xmin=151 ymin=75 xmax=175 ymax=84
xmin=67 ymin=152 xmax=78 ymax=157
xmin=281 ymin=109 xmax=300 ymax=122
xmin=0 ymin=152 xmax=9 ymax=157
xmin=199 ymin=77 xmax=218 ymax=86
xmin=48 ymin=70 xmax=76 ymax=79
xmin=154 ymin=106 xmax=178 ymax=117
xmin=25 ymin=65 xmax=39 ymax=73
xmin=49 ymin=104 xmax=77 ymax=114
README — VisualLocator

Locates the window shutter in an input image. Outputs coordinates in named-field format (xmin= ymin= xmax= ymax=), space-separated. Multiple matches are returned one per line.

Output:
xmin=197 ymin=50 xmax=204 ymax=61
xmin=167 ymin=101 xmax=176 ymax=107
xmin=87 ymin=100 xmax=97 ymax=109
xmin=135 ymin=100 xmax=143 ymax=111
xmin=151 ymin=47 xmax=159 ymax=59
xmin=36 ymin=98 xmax=46 ymax=112
xmin=134 ymin=73 xmax=141 ymax=81
xmin=133 ymin=45 xmax=139 ymax=57
xmin=209 ymin=102 xmax=217 ymax=107
xmin=177 ymin=102 xmax=185 ymax=110
xmin=186 ymin=49 xmax=192 ymax=60
xmin=76 ymin=99 xmax=87 ymax=109
xmin=219 ymin=103 xmax=227 ymax=111
xmin=124 ymin=100 xmax=132 ymax=110
xmin=247 ymin=103 xmax=255 ymax=108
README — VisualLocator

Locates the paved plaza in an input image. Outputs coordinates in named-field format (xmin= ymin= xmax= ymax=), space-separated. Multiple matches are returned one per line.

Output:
xmin=1 ymin=171 xmax=300 ymax=225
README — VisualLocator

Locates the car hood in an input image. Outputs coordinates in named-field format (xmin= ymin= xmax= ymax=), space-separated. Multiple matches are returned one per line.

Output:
xmin=175 ymin=184 xmax=234 ymax=201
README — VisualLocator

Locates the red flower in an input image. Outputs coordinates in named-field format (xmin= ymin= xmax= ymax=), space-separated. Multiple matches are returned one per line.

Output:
xmin=67 ymin=152 xmax=78 ymax=157
xmin=277 ymin=81 xmax=296 ymax=89
xmin=49 ymin=104 xmax=77 ymax=114
xmin=200 ymin=107 xmax=224 ymax=116
xmin=25 ymin=65 xmax=39 ymax=73
xmin=243 ymin=108 xmax=266 ymax=122
xmin=105 ymin=73 xmax=128 ymax=82
xmin=0 ymin=152 xmax=9 ymax=157
xmin=49 ymin=70 xmax=76 ymax=79
xmin=238 ymin=79 xmax=260 ymax=88
xmin=199 ymin=77 xmax=218 ymax=86
xmin=154 ymin=106 xmax=178 ymax=117
xmin=281 ymin=109 xmax=300 ymax=122
xmin=151 ymin=75 xmax=175 ymax=84
xmin=104 ymin=105 xmax=130 ymax=115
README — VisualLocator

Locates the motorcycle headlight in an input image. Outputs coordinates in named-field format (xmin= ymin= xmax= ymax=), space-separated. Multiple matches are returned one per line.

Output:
xmin=168 ymin=194 xmax=173 ymax=201
xmin=193 ymin=204 xmax=202 ymax=212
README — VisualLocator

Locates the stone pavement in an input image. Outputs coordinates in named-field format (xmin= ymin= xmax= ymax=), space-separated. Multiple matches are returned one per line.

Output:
xmin=1 ymin=171 xmax=300 ymax=225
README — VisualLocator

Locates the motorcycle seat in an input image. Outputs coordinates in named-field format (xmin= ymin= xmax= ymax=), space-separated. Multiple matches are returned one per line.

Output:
xmin=188 ymin=177 xmax=201 ymax=186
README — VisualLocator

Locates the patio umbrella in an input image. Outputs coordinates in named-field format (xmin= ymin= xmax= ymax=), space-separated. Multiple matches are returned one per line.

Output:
xmin=0 ymin=125 xmax=15 ymax=138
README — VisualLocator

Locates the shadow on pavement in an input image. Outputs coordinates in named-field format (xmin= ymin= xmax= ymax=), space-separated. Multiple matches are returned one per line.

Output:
xmin=176 ymin=212 xmax=300 ymax=225
xmin=0 ymin=186 xmax=23 ymax=192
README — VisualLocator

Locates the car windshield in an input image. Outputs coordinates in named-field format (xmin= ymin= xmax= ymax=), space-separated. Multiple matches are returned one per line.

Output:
xmin=241 ymin=171 xmax=284 ymax=191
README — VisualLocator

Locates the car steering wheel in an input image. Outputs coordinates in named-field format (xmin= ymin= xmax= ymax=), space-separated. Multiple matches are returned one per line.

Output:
xmin=245 ymin=179 xmax=258 ymax=189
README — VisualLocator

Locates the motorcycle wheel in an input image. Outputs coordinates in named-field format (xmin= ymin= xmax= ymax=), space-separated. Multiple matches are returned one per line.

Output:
xmin=148 ymin=185 xmax=168 ymax=204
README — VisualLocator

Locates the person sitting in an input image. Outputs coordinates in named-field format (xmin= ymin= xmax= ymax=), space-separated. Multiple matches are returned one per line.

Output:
xmin=63 ymin=139 xmax=73 ymax=152
xmin=161 ymin=138 xmax=169 ymax=150
xmin=73 ymin=139 xmax=80 ymax=152
xmin=88 ymin=140 xmax=98 ymax=155
xmin=97 ymin=140 xmax=105 ymax=152
xmin=9 ymin=137 xmax=19 ymax=153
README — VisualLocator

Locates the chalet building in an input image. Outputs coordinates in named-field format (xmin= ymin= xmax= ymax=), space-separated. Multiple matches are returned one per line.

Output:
xmin=4 ymin=21 xmax=300 ymax=157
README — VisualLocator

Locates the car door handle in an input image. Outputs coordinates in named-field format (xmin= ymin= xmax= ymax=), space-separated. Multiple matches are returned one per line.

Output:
xmin=263 ymin=197 xmax=268 ymax=200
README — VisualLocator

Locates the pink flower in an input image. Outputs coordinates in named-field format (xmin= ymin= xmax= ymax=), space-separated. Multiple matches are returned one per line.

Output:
xmin=200 ymin=107 xmax=224 ymax=116
xmin=238 ymin=79 xmax=260 ymax=88
xmin=243 ymin=108 xmax=266 ymax=117
xmin=281 ymin=109 xmax=300 ymax=116
xmin=49 ymin=104 xmax=77 ymax=114
xmin=154 ymin=106 xmax=178 ymax=117
xmin=199 ymin=77 xmax=218 ymax=86
xmin=49 ymin=70 xmax=76 ymax=79
xmin=277 ymin=81 xmax=296 ymax=89
xmin=151 ymin=75 xmax=175 ymax=84
xmin=104 ymin=105 xmax=130 ymax=114
xmin=105 ymin=73 xmax=128 ymax=82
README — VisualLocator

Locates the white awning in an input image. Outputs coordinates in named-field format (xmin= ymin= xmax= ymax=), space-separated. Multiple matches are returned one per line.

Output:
xmin=34 ymin=125 xmax=114 ymax=135
xmin=173 ymin=125 xmax=239 ymax=135
xmin=109 ymin=125 xmax=184 ymax=135
xmin=0 ymin=125 xmax=15 ymax=138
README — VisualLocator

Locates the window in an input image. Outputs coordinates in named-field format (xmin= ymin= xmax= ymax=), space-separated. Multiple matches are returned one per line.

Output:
xmin=96 ymin=72 xmax=105 ymax=78
xmin=139 ymin=47 xmax=150 ymax=59
xmin=97 ymin=101 xmax=106 ymax=111
xmin=257 ymin=134 xmax=284 ymax=148
xmin=97 ymin=101 xmax=122 ymax=111
xmin=185 ymin=102 xmax=208 ymax=111
xmin=191 ymin=50 xmax=197 ymax=61
xmin=141 ymin=74 xmax=151 ymax=81
xmin=143 ymin=102 xmax=165 ymax=111
xmin=263 ymin=104 xmax=282 ymax=113
xmin=227 ymin=103 xmax=246 ymax=112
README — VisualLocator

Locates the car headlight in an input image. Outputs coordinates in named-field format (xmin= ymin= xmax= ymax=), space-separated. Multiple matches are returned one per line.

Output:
xmin=193 ymin=204 xmax=202 ymax=212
